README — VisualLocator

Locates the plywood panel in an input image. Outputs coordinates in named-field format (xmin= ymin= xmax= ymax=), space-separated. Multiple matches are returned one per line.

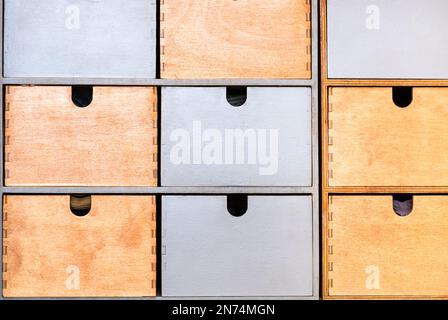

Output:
xmin=2 ymin=195 xmax=156 ymax=297
xmin=160 ymin=0 xmax=311 ymax=79
xmin=5 ymin=86 xmax=158 ymax=186
xmin=328 ymin=87 xmax=448 ymax=187
xmin=326 ymin=195 xmax=448 ymax=298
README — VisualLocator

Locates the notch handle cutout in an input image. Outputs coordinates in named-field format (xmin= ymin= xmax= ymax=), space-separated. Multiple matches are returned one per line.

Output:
xmin=393 ymin=194 xmax=413 ymax=217
xmin=226 ymin=86 xmax=247 ymax=107
xmin=70 ymin=195 xmax=91 ymax=217
xmin=72 ymin=86 xmax=93 ymax=108
xmin=227 ymin=195 xmax=248 ymax=217
xmin=392 ymin=87 xmax=413 ymax=108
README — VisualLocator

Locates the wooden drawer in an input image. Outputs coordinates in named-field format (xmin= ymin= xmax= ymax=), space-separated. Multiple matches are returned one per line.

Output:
xmin=161 ymin=87 xmax=312 ymax=186
xmin=5 ymin=86 xmax=158 ymax=186
xmin=4 ymin=0 xmax=156 ymax=78
xmin=325 ymin=195 xmax=448 ymax=299
xmin=326 ymin=0 xmax=448 ymax=79
xmin=160 ymin=0 xmax=311 ymax=79
xmin=2 ymin=195 xmax=156 ymax=297
xmin=327 ymin=87 xmax=448 ymax=187
xmin=162 ymin=195 xmax=313 ymax=297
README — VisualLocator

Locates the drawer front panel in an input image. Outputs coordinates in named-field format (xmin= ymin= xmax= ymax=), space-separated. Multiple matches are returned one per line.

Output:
xmin=162 ymin=87 xmax=312 ymax=186
xmin=162 ymin=195 xmax=313 ymax=297
xmin=5 ymin=86 xmax=158 ymax=187
xmin=160 ymin=0 xmax=311 ymax=79
xmin=4 ymin=0 xmax=156 ymax=77
xmin=2 ymin=195 xmax=156 ymax=297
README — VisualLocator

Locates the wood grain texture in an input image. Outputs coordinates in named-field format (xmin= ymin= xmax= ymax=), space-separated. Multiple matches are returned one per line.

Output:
xmin=325 ymin=79 xmax=448 ymax=86
xmin=328 ymin=87 xmax=448 ymax=187
xmin=2 ymin=195 xmax=156 ymax=297
xmin=5 ymin=86 xmax=158 ymax=186
xmin=160 ymin=0 xmax=311 ymax=79
xmin=326 ymin=195 xmax=448 ymax=298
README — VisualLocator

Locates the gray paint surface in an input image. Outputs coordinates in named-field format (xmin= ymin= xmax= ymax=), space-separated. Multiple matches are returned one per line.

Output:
xmin=0 ymin=0 xmax=320 ymax=300
xmin=161 ymin=87 xmax=312 ymax=186
xmin=327 ymin=0 xmax=448 ymax=79
xmin=162 ymin=196 xmax=313 ymax=297
xmin=4 ymin=0 xmax=156 ymax=78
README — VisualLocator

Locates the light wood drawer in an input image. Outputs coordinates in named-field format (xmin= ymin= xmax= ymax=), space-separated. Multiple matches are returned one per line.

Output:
xmin=328 ymin=87 xmax=448 ymax=187
xmin=160 ymin=0 xmax=311 ymax=79
xmin=326 ymin=195 xmax=448 ymax=299
xmin=2 ymin=195 xmax=156 ymax=297
xmin=5 ymin=86 xmax=158 ymax=187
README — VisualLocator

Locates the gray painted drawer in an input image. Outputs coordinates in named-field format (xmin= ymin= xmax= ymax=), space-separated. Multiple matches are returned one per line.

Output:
xmin=327 ymin=0 xmax=448 ymax=79
xmin=161 ymin=87 xmax=312 ymax=186
xmin=162 ymin=195 xmax=314 ymax=297
xmin=4 ymin=0 xmax=156 ymax=78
